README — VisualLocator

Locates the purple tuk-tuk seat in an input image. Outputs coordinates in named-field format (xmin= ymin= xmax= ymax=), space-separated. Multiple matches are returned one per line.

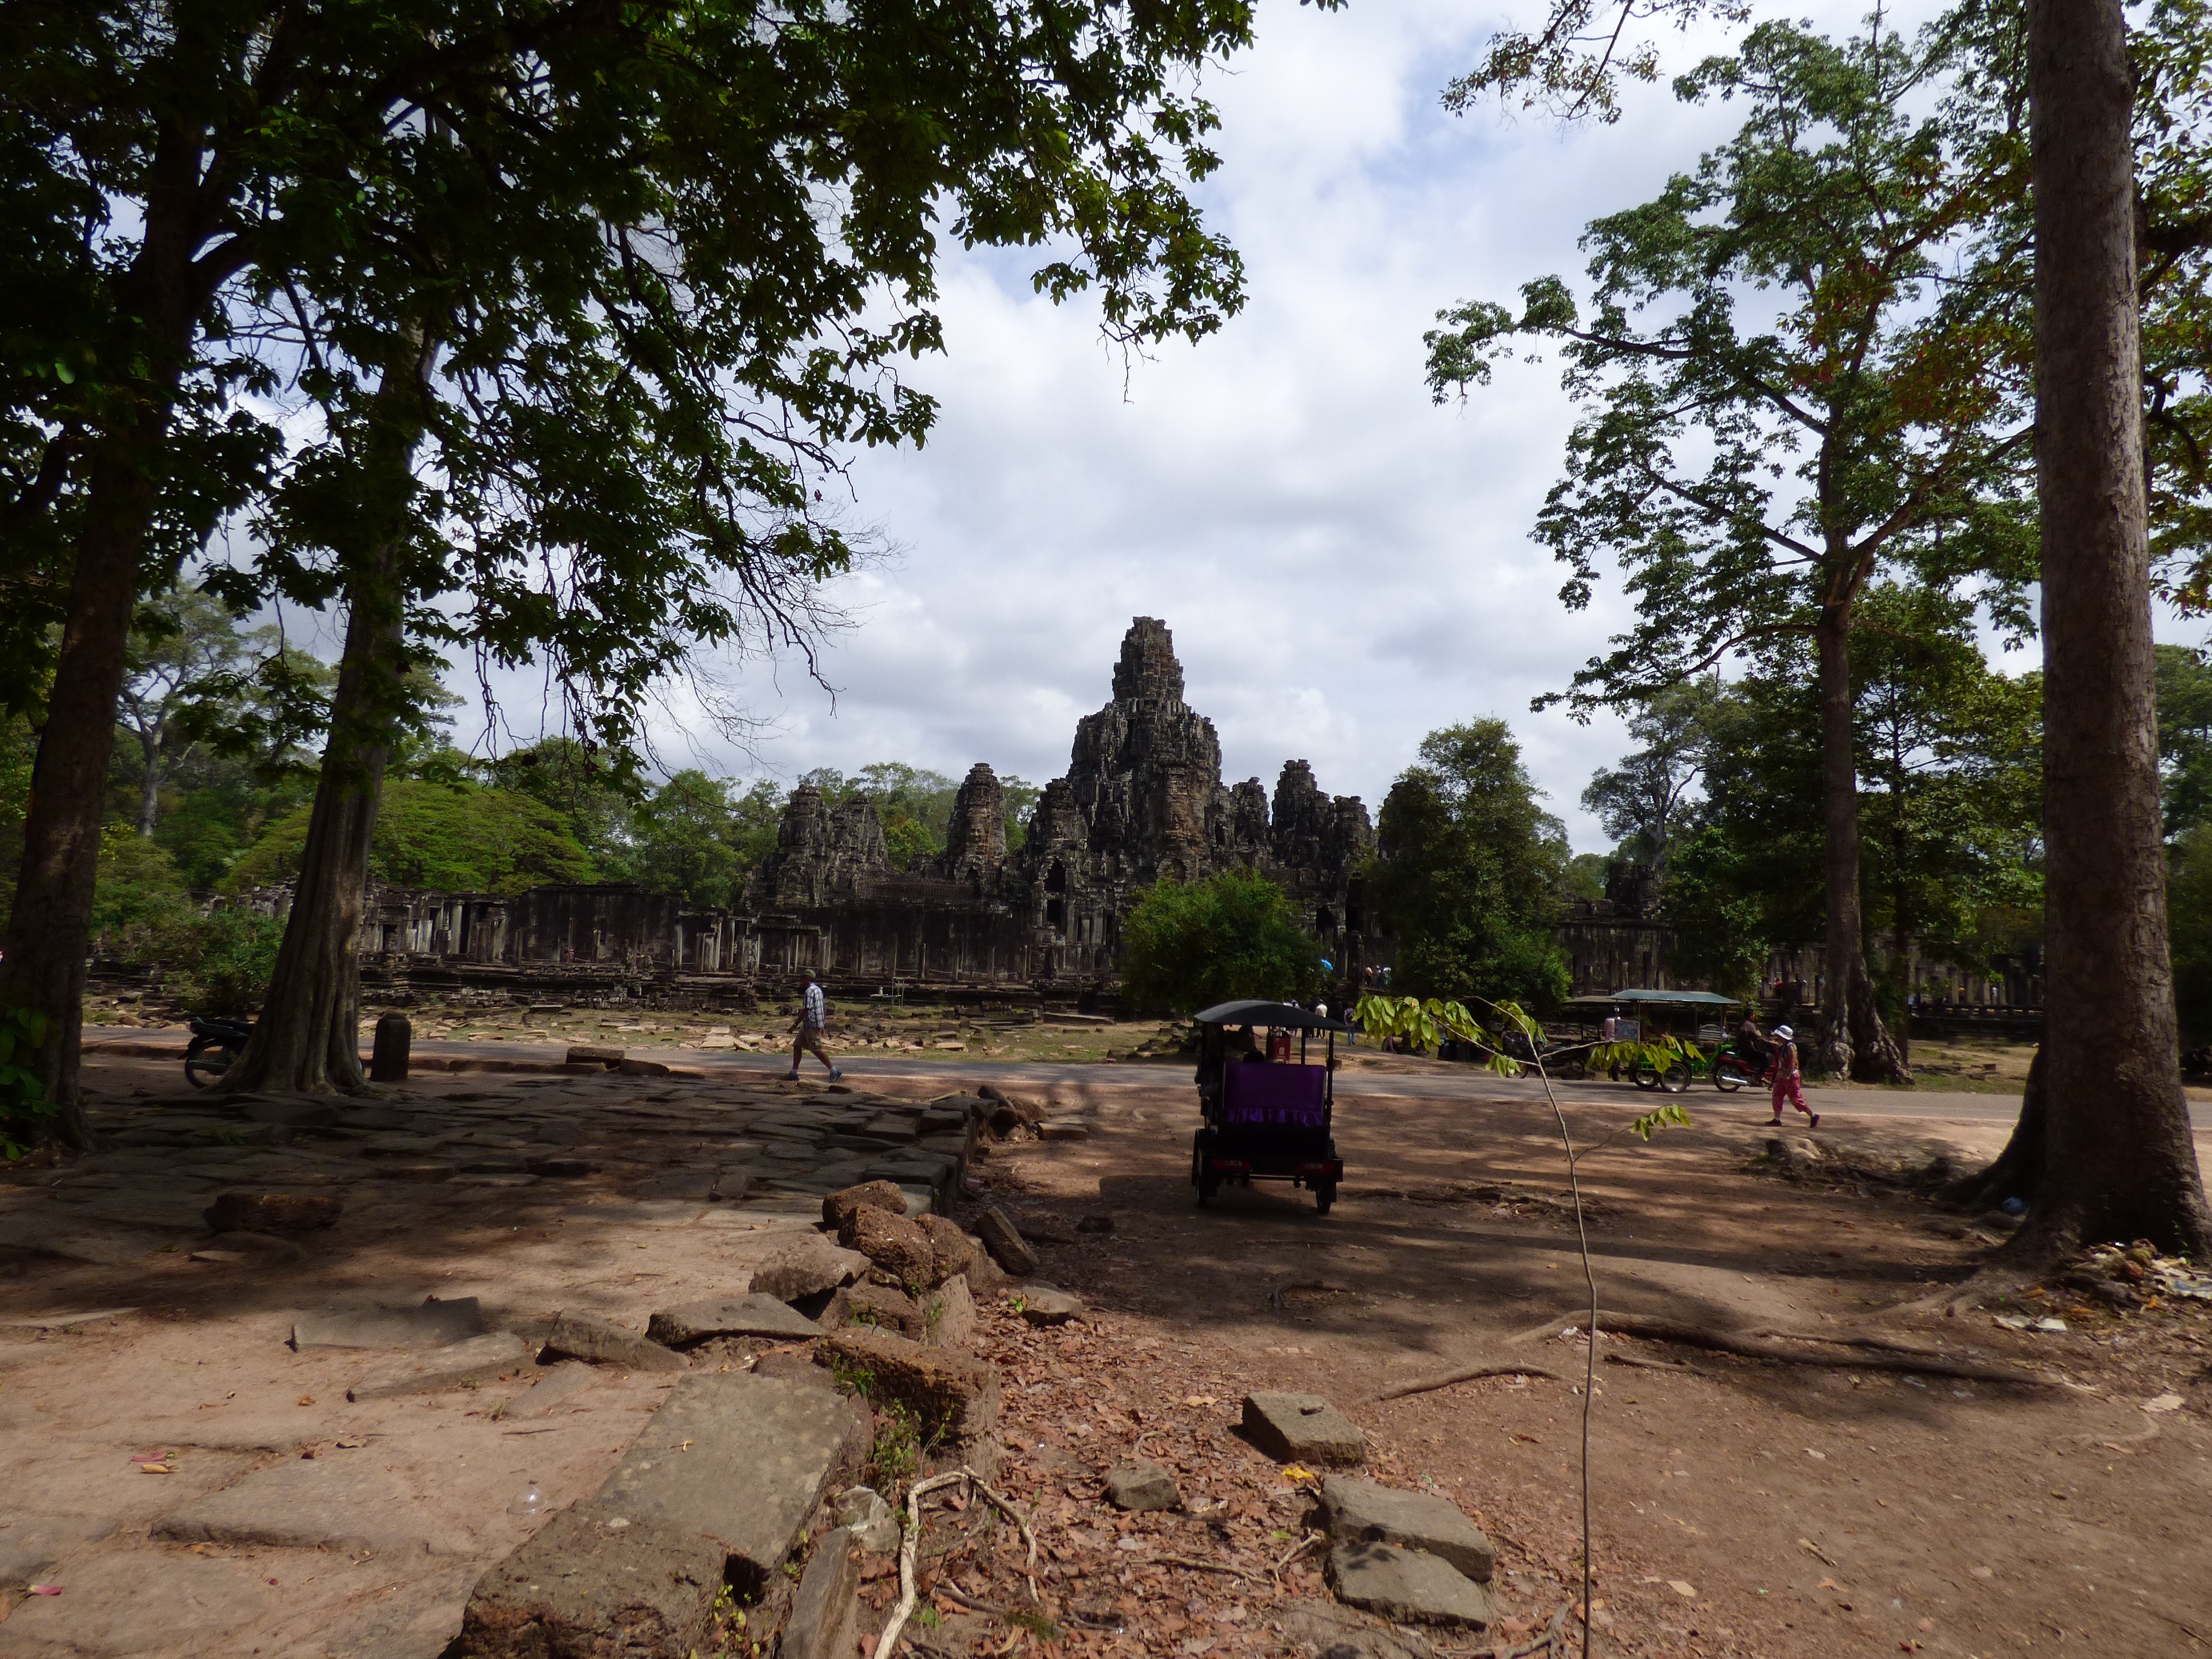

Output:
xmin=1220 ymin=1062 xmax=1329 ymax=1129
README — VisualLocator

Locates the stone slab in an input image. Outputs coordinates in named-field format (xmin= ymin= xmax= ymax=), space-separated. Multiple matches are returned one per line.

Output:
xmin=458 ymin=1373 xmax=864 ymax=1658
xmin=154 ymin=1453 xmax=464 ymax=1557
xmin=1018 ymin=1285 xmax=1082 ymax=1326
xmin=543 ymin=1309 xmax=687 ymax=1371
xmin=782 ymin=1526 xmax=861 ymax=1659
xmin=0 ymin=1512 xmax=114 ymax=1583
xmin=831 ymin=1487 xmax=899 ymax=1553
xmin=1320 ymin=1476 xmax=1495 ymax=1581
xmin=1104 ymin=1459 xmax=1180 ymax=1512
xmin=1242 ymin=1391 xmax=1366 ymax=1466
xmin=0 ymin=1548 xmax=279 ymax=1657
xmin=1326 ymin=1541 xmax=1490 ymax=1628
xmin=977 ymin=1206 xmax=1038 ymax=1277
xmin=349 ymin=1331 xmax=533 ymax=1401
xmin=647 ymin=1293 xmax=824 ymax=1346
xmin=294 ymin=1297 xmax=485 ymax=1351
xmin=750 ymin=1233 xmax=871 ymax=1301
xmin=507 ymin=1358 xmax=599 ymax=1417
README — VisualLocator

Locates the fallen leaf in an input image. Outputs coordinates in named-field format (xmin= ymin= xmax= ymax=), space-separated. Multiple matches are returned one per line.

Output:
xmin=28 ymin=1585 xmax=60 ymax=1596
xmin=298 ymin=1396 xmax=316 ymax=1407
xmin=1669 ymin=1581 xmax=1697 ymax=1599
xmin=1182 ymin=1396 xmax=1217 ymax=1407
xmin=334 ymin=1437 xmax=367 ymax=1449
xmin=136 ymin=1461 xmax=173 ymax=1474
xmin=2142 ymin=1393 xmax=2184 ymax=1413
xmin=1818 ymin=1577 xmax=1842 ymax=1591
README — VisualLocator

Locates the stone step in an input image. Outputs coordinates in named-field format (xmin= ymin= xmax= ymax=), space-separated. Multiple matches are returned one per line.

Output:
xmin=458 ymin=1373 xmax=863 ymax=1658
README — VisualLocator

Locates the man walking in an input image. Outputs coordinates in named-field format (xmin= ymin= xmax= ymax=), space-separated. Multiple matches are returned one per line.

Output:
xmin=785 ymin=967 xmax=842 ymax=1081
xmin=1765 ymin=1022 xmax=1817 ymax=1129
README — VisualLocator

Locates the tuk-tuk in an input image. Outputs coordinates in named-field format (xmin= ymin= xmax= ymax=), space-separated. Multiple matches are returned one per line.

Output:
xmin=1190 ymin=999 xmax=1350 ymax=1213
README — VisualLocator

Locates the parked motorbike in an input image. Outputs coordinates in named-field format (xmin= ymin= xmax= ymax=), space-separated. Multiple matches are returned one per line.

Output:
xmin=184 ymin=1015 xmax=251 ymax=1089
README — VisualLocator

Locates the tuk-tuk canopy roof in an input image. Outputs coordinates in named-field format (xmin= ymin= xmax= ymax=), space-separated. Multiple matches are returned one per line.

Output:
xmin=1565 ymin=989 xmax=1741 ymax=1008
xmin=1193 ymin=999 xmax=1352 ymax=1033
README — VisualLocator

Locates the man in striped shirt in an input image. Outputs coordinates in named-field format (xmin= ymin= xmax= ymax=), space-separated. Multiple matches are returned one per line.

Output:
xmin=785 ymin=967 xmax=842 ymax=1081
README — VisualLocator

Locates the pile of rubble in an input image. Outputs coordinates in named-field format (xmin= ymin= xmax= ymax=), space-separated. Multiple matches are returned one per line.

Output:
xmin=435 ymin=1161 xmax=1502 ymax=1657
xmin=2058 ymin=1240 xmax=2212 ymax=1312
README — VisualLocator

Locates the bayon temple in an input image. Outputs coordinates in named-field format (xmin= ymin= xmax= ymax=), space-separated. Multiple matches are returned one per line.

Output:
xmin=348 ymin=619 xmax=1386 ymax=1001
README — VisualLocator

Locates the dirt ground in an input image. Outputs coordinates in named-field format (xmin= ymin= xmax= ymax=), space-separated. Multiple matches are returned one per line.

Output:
xmin=963 ymin=1075 xmax=2212 ymax=1659
xmin=2 ymin=1053 xmax=2209 ymax=1658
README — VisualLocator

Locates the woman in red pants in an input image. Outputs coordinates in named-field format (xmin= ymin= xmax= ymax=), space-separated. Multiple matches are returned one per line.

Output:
xmin=1765 ymin=1024 xmax=1818 ymax=1128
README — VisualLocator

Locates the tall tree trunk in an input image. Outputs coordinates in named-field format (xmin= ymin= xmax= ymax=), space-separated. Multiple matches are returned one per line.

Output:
xmin=0 ymin=450 xmax=163 ymax=1149
xmin=221 ymin=563 xmax=403 ymax=1093
xmin=1947 ymin=1045 xmax=2046 ymax=1211
xmin=1814 ymin=605 xmax=1909 ymax=1082
xmin=2018 ymin=0 xmax=2212 ymax=1258
xmin=137 ymin=723 xmax=164 ymax=837
xmin=223 ymin=331 xmax=434 ymax=1096
xmin=0 ymin=138 xmax=212 ymax=1148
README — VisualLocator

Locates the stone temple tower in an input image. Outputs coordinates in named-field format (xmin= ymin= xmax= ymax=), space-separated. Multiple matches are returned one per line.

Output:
xmin=1063 ymin=618 xmax=1224 ymax=883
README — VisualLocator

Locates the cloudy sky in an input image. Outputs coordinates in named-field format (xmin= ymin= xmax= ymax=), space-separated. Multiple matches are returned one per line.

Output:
xmin=541 ymin=0 xmax=1972 ymax=849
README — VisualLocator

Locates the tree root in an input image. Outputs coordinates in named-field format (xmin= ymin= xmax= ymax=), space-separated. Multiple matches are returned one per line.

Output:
xmin=1591 ymin=1310 xmax=2050 ymax=1385
xmin=1373 ymin=1362 xmax=1564 ymax=1401
xmin=1506 ymin=1307 xmax=2050 ymax=1385
xmin=878 ymin=1467 xmax=1040 ymax=1658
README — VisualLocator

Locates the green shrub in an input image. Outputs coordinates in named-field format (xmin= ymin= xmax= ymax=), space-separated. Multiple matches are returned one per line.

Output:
xmin=173 ymin=908 xmax=285 ymax=1016
xmin=1120 ymin=869 xmax=1321 ymax=1015
xmin=0 ymin=1005 xmax=54 ymax=1159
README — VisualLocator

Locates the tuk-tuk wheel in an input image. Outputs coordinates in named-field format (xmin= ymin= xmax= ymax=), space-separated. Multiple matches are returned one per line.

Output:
xmin=1314 ymin=1183 xmax=1336 ymax=1215
xmin=1197 ymin=1172 xmax=1219 ymax=1207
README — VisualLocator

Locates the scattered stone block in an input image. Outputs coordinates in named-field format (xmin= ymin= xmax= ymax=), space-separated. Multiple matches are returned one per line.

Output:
xmin=566 ymin=1043 xmax=624 ymax=1065
xmin=1018 ymin=1285 xmax=1082 ymax=1327
xmin=750 ymin=1233 xmax=870 ymax=1301
xmin=823 ymin=1180 xmax=908 ymax=1229
xmin=1038 ymin=1120 xmax=1090 ymax=1141
xmin=154 ymin=1453 xmax=462 ymax=1557
xmin=618 ymin=1057 xmax=674 ymax=1077
xmin=542 ymin=1309 xmax=687 ymax=1371
xmin=348 ymin=1331 xmax=532 ymax=1401
xmin=782 ymin=1526 xmax=861 ymax=1659
xmin=832 ymin=1487 xmax=900 ymax=1554
xmin=1104 ymin=1459 xmax=1180 ymax=1512
xmin=648 ymin=1293 xmax=825 ymax=1347
xmin=458 ymin=1373 xmax=863 ymax=1659
xmin=293 ymin=1297 xmax=484 ymax=1351
xmin=1319 ymin=1477 xmax=1495 ymax=1582
xmin=1326 ymin=1541 xmax=1490 ymax=1629
xmin=206 ymin=1190 xmax=342 ymax=1235
xmin=818 ymin=1328 xmax=1001 ymax=1441
xmin=1242 ymin=1392 xmax=1366 ymax=1466
xmin=838 ymin=1205 xmax=936 ymax=1289
xmin=917 ymin=1213 xmax=976 ymax=1281
xmin=511 ymin=1359 xmax=598 ymax=1416
xmin=923 ymin=1275 xmax=977 ymax=1349
xmin=829 ymin=1281 xmax=925 ymax=1338
xmin=977 ymin=1205 xmax=1038 ymax=1277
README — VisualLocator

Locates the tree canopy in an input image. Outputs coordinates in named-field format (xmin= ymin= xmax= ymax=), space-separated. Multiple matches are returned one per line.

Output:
xmin=1366 ymin=719 xmax=1570 ymax=1011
